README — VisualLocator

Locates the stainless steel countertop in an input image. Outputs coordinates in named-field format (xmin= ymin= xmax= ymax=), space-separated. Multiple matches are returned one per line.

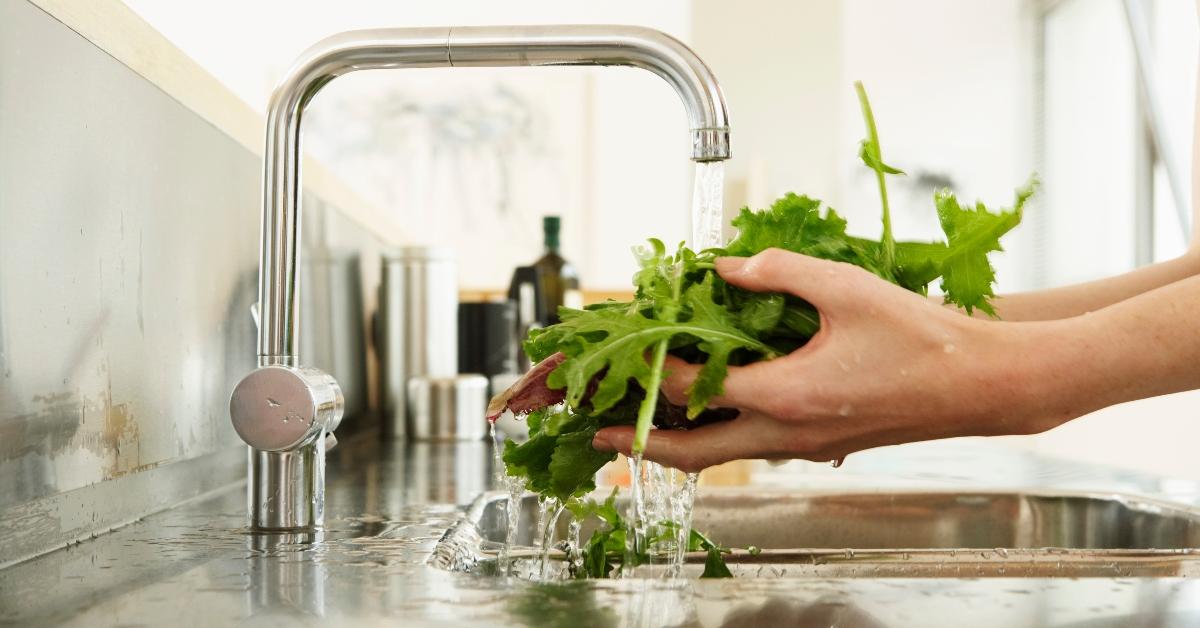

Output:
xmin=4 ymin=433 xmax=1200 ymax=627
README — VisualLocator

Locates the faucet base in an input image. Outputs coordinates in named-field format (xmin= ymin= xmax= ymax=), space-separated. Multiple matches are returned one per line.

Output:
xmin=248 ymin=440 xmax=326 ymax=530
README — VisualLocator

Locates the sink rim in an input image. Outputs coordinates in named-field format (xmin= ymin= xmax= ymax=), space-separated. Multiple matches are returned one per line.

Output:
xmin=431 ymin=487 xmax=1200 ymax=577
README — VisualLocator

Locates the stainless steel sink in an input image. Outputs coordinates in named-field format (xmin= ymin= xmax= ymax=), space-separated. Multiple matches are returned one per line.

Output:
xmin=433 ymin=489 xmax=1200 ymax=577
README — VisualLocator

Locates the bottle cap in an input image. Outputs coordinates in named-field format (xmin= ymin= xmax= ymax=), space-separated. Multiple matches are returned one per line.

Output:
xmin=543 ymin=216 xmax=561 ymax=250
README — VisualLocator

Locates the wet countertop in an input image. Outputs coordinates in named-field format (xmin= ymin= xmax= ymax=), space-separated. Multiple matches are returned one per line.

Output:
xmin=3 ymin=433 xmax=1200 ymax=627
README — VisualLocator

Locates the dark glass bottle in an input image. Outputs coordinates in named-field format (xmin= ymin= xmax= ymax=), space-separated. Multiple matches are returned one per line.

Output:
xmin=532 ymin=215 xmax=581 ymax=326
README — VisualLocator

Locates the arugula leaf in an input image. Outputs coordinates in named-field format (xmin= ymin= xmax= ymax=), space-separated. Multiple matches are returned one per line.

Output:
xmin=503 ymin=407 xmax=617 ymax=502
xmin=855 ymin=80 xmax=902 ymax=279
xmin=548 ymin=430 xmax=616 ymax=500
xmin=701 ymin=546 xmax=734 ymax=578
xmin=932 ymin=179 xmax=1036 ymax=315
xmin=527 ymin=244 xmax=778 ymax=426
xmin=567 ymin=489 xmax=733 ymax=579
xmin=724 ymin=194 xmax=868 ymax=265
xmin=566 ymin=487 xmax=622 ymax=527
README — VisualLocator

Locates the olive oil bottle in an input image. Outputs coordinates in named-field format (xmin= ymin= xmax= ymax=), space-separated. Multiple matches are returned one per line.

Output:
xmin=532 ymin=215 xmax=581 ymax=325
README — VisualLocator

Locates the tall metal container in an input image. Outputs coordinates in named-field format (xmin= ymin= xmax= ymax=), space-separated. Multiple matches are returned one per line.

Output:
xmin=301 ymin=250 xmax=367 ymax=420
xmin=378 ymin=246 xmax=458 ymax=438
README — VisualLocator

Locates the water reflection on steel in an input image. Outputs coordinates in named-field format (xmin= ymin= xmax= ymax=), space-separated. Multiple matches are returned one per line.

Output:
xmin=246 ymin=531 xmax=327 ymax=620
xmin=5 ymin=438 xmax=1200 ymax=625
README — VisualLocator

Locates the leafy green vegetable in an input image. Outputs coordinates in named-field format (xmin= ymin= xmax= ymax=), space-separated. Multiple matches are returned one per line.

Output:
xmin=701 ymin=546 xmax=734 ymax=579
xmin=855 ymin=80 xmax=901 ymax=279
xmin=503 ymin=81 xmax=1035 ymax=517
xmin=566 ymin=489 xmax=733 ymax=579
xmin=566 ymin=488 xmax=628 ymax=578
xmin=503 ymin=407 xmax=617 ymax=502
xmin=930 ymin=180 xmax=1036 ymax=315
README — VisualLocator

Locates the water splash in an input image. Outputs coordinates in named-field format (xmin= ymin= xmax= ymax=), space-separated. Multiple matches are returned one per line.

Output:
xmin=497 ymin=162 xmax=726 ymax=582
xmin=623 ymin=455 xmax=648 ymax=577
xmin=538 ymin=501 xmax=564 ymax=578
xmin=667 ymin=473 xmax=699 ymax=577
xmin=491 ymin=423 xmax=523 ymax=577
xmin=566 ymin=518 xmax=583 ymax=576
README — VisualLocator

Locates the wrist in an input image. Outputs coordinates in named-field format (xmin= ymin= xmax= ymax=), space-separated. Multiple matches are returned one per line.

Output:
xmin=972 ymin=316 xmax=1106 ymax=435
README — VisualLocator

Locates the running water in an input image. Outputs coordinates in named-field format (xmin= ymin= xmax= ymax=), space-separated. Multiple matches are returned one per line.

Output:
xmin=622 ymin=162 xmax=726 ymax=579
xmin=496 ymin=163 xmax=727 ymax=581
xmin=566 ymin=518 xmax=583 ymax=576
xmin=623 ymin=455 xmax=648 ymax=577
xmin=691 ymin=161 xmax=726 ymax=250
xmin=667 ymin=473 xmax=699 ymax=577
xmin=538 ymin=501 xmax=565 ymax=578
xmin=491 ymin=423 xmax=523 ymax=577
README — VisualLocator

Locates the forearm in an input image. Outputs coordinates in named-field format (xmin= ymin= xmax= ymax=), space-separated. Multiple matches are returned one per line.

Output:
xmin=951 ymin=250 xmax=1200 ymax=322
xmin=1004 ymin=273 xmax=1200 ymax=430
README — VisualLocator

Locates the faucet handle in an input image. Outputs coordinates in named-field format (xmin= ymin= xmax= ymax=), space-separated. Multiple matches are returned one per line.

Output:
xmin=230 ymin=365 xmax=344 ymax=452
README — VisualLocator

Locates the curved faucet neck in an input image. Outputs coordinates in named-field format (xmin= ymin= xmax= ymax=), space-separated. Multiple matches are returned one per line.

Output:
xmin=256 ymin=25 xmax=731 ymax=364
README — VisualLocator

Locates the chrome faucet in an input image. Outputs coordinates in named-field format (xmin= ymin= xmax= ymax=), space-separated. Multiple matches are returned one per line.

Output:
xmin=229 ymin=25 xmax=732 ymax=530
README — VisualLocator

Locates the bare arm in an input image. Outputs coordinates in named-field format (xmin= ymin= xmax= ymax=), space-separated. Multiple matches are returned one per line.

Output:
xmin=952 ymin=250 xmax=1200 ymax=321
xmin=964 ymin=44 xmax=1200 ymax=322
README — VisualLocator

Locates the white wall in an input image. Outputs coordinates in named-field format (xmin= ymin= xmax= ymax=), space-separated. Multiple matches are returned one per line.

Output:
xmin=837 ymin=0 xmax=1039 ymax=292
xmin=690 ymin=0 xmax=845 ymax=223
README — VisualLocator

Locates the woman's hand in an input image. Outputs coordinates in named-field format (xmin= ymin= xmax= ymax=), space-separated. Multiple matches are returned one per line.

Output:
xmin=591 ymin=248 xmax=1087 ymax=472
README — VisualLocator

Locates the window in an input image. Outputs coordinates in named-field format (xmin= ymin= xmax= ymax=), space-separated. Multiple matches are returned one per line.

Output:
xmin=1036 ymin=0 xmax=1195 ymax=288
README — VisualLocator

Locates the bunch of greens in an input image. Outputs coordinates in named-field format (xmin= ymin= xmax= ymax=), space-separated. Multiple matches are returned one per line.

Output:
xmin=566 ymin=488 xmax=732 ymax=579
xmin=504 ymin=81 xmax=1035 ymax=503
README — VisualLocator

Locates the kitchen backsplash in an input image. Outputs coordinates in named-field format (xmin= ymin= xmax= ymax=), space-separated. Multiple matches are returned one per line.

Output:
xmin=0 ymin=0 xmax=383 ymax=567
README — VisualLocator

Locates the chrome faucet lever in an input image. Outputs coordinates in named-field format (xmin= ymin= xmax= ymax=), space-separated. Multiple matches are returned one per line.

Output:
xmin=230 ymin=24 xmax=731 ymax=530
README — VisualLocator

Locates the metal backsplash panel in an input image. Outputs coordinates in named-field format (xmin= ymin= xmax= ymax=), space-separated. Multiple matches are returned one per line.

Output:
xmin=0 ymin=0 xmax=380 ymax=566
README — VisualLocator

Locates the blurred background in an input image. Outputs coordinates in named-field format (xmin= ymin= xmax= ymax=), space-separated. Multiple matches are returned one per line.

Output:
xmin=120 ymin=0 xmax=1199 ymax=476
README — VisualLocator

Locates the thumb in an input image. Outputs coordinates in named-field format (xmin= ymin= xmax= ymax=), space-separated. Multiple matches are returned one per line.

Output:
xmin=717 ymin=248 xmax=863 ymax=308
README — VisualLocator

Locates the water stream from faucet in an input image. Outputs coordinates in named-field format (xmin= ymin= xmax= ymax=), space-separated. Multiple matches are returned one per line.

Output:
xmin=499 ymin=163 xmax=726 ymax=581
xmin=624 ymin=161 xmax=726 ymax=578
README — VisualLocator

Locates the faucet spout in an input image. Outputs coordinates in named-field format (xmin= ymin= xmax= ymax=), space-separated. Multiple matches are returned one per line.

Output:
xmin=260 ymin=25 xmax=730 ymax=365
xmin=233 ymin=25 xmax=732 ymax=530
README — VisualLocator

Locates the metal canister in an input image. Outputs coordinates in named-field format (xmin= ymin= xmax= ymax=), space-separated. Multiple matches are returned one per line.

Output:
xmin=378 ymin=246 xmax=458 ymax=438
xmin=405 ymin=374 xmax=489 ymax=441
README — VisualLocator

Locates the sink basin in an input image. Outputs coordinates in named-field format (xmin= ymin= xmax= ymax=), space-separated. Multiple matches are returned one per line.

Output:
xmin=432 ymin=489 xmax=1200 ymax=577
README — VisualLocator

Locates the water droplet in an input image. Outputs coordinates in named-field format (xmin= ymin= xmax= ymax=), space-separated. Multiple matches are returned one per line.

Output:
xmin=266 ymin=398 xmax=281 ymax=408
xmin=838 ymin=404 xmax=853 ymax=417
xmin=943 ymin=343 xmax=957 ymax=354
xmin=995 ymin=547 xmax=1009 ymax=558
xmin=831 ymin=457 xmax=845 ymax=468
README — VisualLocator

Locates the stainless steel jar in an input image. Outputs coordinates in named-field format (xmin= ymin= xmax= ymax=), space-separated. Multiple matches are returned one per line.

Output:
xmin=378 ymin=246 xmax=459 ymax=438
xmin=406 ymin=374 xmax=489 ymax=441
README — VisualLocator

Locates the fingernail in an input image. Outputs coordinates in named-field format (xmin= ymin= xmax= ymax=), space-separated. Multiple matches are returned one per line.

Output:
xmin=715 ymin=257 xmax=747 ymax=274
xmin=592 ymin=433 xmax=615 ymax=453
